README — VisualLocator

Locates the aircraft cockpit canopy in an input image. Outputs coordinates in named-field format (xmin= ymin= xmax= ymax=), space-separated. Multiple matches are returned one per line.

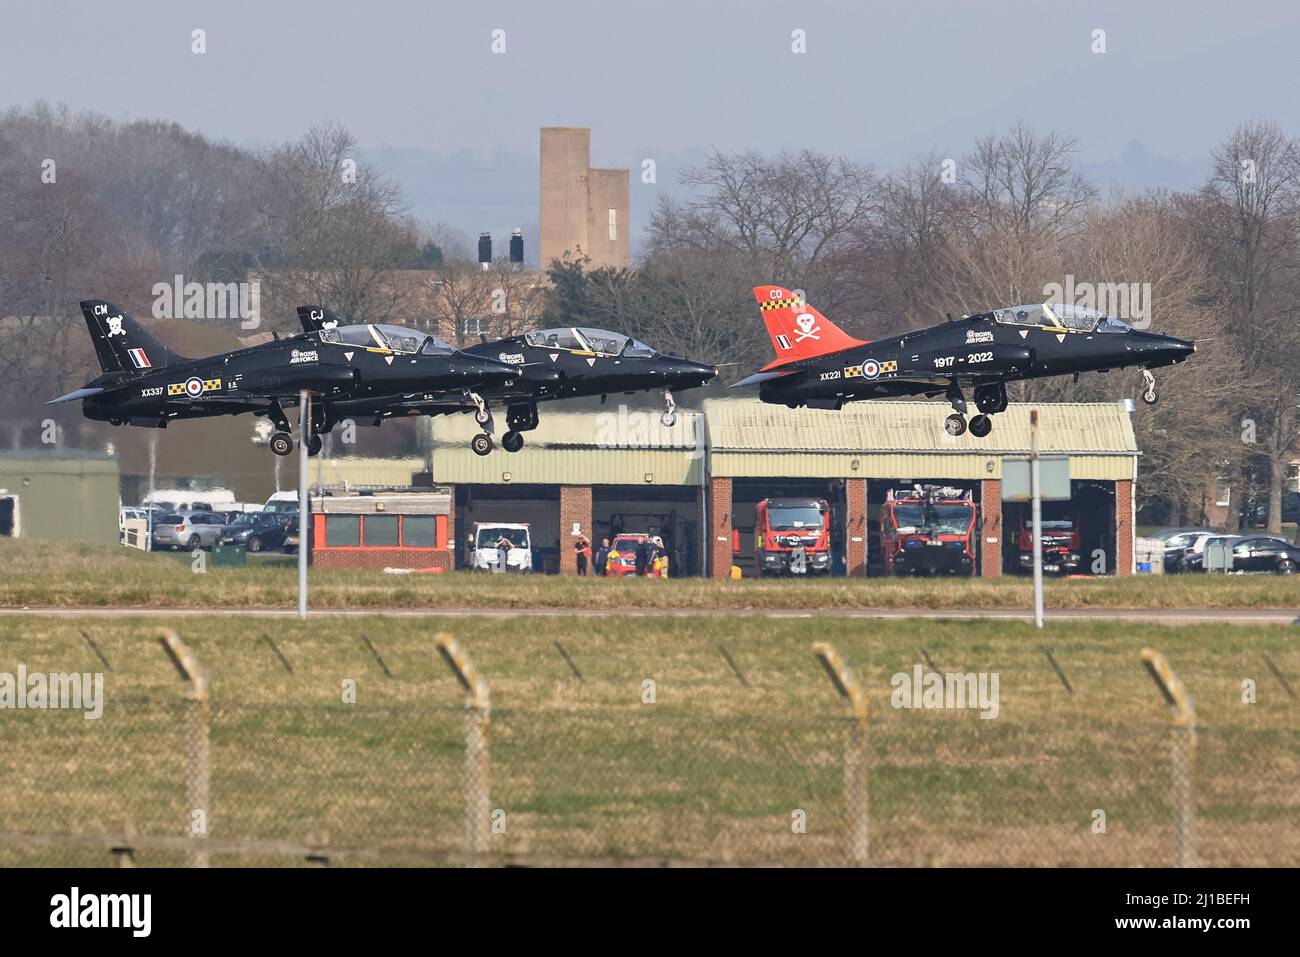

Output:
xmin=993 ymin=303 xmax=1132 ymax=334
xmin=318 ymin=323 xmax=455 ymax=355
xmin=524 ymin=327 xmax=658 ymax=357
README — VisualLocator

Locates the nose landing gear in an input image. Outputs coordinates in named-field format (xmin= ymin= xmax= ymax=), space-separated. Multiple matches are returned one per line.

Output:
xmin=660 ymin=389 xmax=677 ymax=428
xmin=1140 ymin=369 xmax=1158 ymax=405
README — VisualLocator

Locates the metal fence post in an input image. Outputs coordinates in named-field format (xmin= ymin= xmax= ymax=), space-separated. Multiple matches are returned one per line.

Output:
xmin=436 ymin=634 xmax=491 ymax=863
xmin=812 ymin=642 xmax=869 ymax=866
xmin=1140 ymin=648 xmax=1197 ymax=867
xmin=159 ymin=629 xmax=210 ymax=868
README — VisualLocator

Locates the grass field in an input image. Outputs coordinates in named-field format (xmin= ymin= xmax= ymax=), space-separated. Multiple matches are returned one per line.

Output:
xmin=0 ymin=612 xmax=1296 ymax=866
xmin=1 ymin=538 xmax=1297 ymax=610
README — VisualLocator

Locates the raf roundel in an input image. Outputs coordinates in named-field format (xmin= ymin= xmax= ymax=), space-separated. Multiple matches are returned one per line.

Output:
xmin=184 ymin=376 xmax=205 ymax=398
xmin=862 ymin=359 xmax=880 ymax=380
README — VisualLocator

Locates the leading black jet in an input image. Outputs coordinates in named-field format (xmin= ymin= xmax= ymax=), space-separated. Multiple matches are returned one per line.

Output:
xmin=50 ymin=300 xmax=517 ymax=456
xmin=732 ymin=285 xmax=1196 ymax=437
xmin=297 ymin=307 xmax=717 ymax=455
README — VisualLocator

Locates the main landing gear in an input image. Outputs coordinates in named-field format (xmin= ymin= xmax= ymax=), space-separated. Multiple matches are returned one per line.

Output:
xmin=266 ymin=398 xmax=328 ymax=457
xmin=943 ymin=382 xmax=1004 ymax=438
xmin=1140 ymin=369 xmax=1158 ymax=405
xmin=500 ymin=402 xmax=540 ymax=454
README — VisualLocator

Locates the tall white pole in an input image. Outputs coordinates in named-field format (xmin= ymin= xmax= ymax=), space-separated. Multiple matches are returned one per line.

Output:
xmin=298 ymin=390 xmax=310 ymax=621
xmin=1030 ymin=409 xmax=1044 ymax=629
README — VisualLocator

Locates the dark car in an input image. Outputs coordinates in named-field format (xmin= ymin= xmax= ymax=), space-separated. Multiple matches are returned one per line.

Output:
xmin=1225 ymin=535 xmax=1300 ymax=574
xmin=218 ymin=511 xmax=294 ymax=553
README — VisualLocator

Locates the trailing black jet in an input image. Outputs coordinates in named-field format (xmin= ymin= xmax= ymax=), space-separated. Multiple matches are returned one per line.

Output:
xmin=50 ymin=300 xmax=517 ymax=456
xmin=731 ymin=285 xmax=1196 ymax=437
xmin=297 ymin=307 xmax=717 ymax=455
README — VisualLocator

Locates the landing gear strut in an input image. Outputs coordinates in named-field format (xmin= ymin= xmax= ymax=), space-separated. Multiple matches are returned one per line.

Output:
xmin=466 ymin=390 xmax=495 ymax=454
xmin=944 ymin=381 xmax=969 ymax=436
xmin=1140 ymin=369 xmax=1158 ymax=405
xmin=974 ymin=382 xmax=1007 ymax=414
xmin=501 ymin=402 xmax=538 ymax=453
xmin=660 ymin=389 xmax=677 ymax=428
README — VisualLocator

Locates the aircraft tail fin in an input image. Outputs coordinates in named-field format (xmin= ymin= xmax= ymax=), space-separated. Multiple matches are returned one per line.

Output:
xmin=296 ymin=304 xmax=342 ymax=334
xmin=79 ymin=300 xmax=185 ymax=375
xmin=753 ymin=285 xmax=867 ymax=370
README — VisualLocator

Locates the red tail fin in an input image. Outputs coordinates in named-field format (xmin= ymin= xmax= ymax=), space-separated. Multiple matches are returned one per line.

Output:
xmin=753 ymin=285 xmax=867 ymax=370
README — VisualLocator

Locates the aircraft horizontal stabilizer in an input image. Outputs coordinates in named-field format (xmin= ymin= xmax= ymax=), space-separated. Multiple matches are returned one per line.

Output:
xmin=46 ymin=386 xmax=107 ymax=405
xmin=730 ymin=369 xmax=801 ymax=389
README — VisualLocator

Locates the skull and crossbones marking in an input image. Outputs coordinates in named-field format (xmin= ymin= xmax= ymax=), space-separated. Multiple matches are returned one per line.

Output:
xmin=793 ymin=313 xmax=821 ymax=343
xmin=106 ymin=315 xmax=125 ymax=337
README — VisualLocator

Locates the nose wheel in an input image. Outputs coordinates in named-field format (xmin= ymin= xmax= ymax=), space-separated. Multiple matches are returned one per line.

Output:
xmin=1140 ymin=370 xmax=1158 ymax=404
xmin=660 ymin=389 xmax=677 ymax=428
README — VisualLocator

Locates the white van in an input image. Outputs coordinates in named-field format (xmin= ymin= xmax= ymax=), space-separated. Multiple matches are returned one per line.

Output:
xmin=472 ymin=523 xmax=532 ymax=573
xmin=263 ymin=491 xmax=300 ymax=514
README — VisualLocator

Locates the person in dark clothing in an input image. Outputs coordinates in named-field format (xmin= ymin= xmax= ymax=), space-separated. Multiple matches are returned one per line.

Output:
xmin=634 ymin=537 xmax=651 ymax=576
xmin=643 ymin=536 xmax=661 ymax=577
xmin=575 ymin=536 xmax=590 ymax=576
xmin=594 ymin=538 xmax=611 ymax=576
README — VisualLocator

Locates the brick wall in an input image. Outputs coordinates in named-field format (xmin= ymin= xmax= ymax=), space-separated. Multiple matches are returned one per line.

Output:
xmin=558 ymin=485 xmax=593 ymax=575
xmin=312 ymin=549 xmax=450 ymax=573
xmin=845 ymin=478 xmax=867 ymax=576
xmin=1115 ymin=478 xmax=1134 ymax=576
xmin=980 ymin=478 xmax=1002 ymax=578
xmin=708 ymin=477 xmax=733 ymax=579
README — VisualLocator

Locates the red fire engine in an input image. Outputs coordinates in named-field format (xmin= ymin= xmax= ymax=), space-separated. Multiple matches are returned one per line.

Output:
xmin=879 ymin=485 xmax=977 ymax=576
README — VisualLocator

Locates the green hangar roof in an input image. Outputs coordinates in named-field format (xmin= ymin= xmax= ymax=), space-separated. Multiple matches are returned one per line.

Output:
xmin=703 ymin=399 xmax=1138 ymax=481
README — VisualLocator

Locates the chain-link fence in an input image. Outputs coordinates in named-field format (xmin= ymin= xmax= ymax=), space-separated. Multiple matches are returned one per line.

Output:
xmin=0 ymin=630 xmax=1295 ymax=867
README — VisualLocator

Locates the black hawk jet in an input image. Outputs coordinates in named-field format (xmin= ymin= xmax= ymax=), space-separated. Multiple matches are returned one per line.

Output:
xmin=731 ymin=285 xmax=1196 ymax=437
xmin=50 ymin=300 xmax=517 ymax=456
xmin=296 ymin=306 xmax=717 ymax=455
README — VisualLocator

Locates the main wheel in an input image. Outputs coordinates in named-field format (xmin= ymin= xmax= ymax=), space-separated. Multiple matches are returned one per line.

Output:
xmin=660 ymin=411 xmax=677 ymax=427
xmin=944 ymin=413 xmax=967 ymax=437
xmin=969 ymin=414 xmax=993 ymax=438
xmin=307 ymin=434 xmax=323 ymax=457
xmin=502 ymin=430 xmax=524 ymax=453
xmin=474 ymin=407 xmax=491 ymax=426
xmin=1142 ymin=389 xmax=1158 ymax=405
xmin=471 ymin=433 xmax=494 ymax=456
xmin=269 ymin=432 xmax=294 ymax=456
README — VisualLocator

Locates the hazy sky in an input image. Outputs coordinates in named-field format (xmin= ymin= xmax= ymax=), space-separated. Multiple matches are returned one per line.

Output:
xmin=4 ymin=0 xmax=1299 ymax=260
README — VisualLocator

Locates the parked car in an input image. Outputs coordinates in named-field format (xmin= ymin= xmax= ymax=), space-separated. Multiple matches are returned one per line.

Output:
xmin=218 ymin=511 xmax=295 ymax=553
xmin=1162 ymin=529 xmax=1221 ymax=573
xmin=151 ymin=512 xmax=226 ymax=550
xmin=605 ymin=534 xmax=669 ymax=577
xmin=263 ymin=491 xmax=300 ymax=514
xmin=1226 ymin=535 xmax=1300 ymax=574
xmin=470 ymin=523 xmax=532 ymax=572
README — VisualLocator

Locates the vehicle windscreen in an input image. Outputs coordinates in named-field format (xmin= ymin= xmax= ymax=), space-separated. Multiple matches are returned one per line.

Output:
xmin=477 ymin=528 xmax=529 ymax=548
xmin=159 ymin=514 xmax=183 ymax=524
xmin=929 ymin=505 xmax=974 ymax=534
xmin=228 ymin=513 xmax=258 ymax=526
xmin=767 ymin=506 xmax=823 ymax=531
xmin=263 ymin=501 xmax=296 ymax=513
xmin=1031 ymin=520 xmax=1074 ymax=531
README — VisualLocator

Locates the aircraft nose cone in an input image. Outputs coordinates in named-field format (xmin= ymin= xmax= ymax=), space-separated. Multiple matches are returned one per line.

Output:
xmin=465 ymin=359 xmax=517 ymax=384
xmin=669 ymin=360 xmax=718 ymax=385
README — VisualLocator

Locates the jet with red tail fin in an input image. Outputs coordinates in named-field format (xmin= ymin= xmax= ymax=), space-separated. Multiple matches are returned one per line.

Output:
xmin=731 ymin=285 xmax=1195 ymax=437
